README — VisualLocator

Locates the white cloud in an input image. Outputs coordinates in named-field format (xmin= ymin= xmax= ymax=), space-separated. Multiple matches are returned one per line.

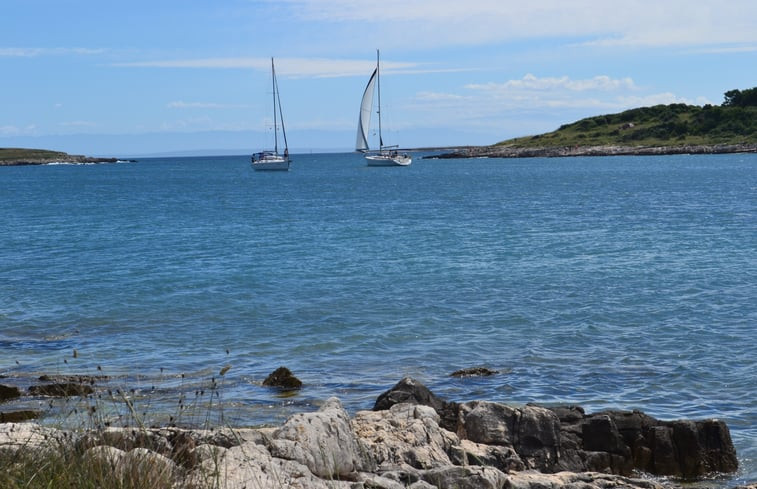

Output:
xmin=688 ymin=44 xmax=757 ymax=54
xmin=167 ymin=101 xmax=253 ymax=109
xmin=59 ymin=121 xmax=97 ymax=128
xmin=617 ymin=93 xmax=713 ymax=108
xmin=273 ymin=0 xmax=757 ymax=49
xmin=467 ymin=74 xmax=637 ymax=92
xmin=415 ymin=91 xmax=472 ymax=102
xmin=114 ymin=57 xmax=422 ymax=78
xmin=408 ymin=73 xmax=714 ymax=130
xmin=0 ymin=124 xmax=37 ymax=136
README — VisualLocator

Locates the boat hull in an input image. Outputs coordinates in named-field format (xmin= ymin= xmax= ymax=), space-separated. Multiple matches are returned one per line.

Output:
xmin=365 ymin=153 xmax=412 ymax=166
xmin=252 ymin=155 xmax=290 ymax=171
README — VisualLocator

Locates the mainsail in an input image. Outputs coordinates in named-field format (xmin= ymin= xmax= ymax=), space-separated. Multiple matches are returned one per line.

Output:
xmin=356 ymin=67 xmax=378 ymax=152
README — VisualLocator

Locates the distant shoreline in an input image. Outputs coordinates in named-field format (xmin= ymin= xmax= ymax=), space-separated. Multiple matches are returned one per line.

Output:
xmin=426 ymin=143 xmax=757 ymax=159
xmin=0 ymin=156 xmax=126 ymax=166
xmin=0 ymin=148 xmax=134 ymax=166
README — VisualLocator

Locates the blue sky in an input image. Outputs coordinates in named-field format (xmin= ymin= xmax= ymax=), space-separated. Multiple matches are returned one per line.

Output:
xmin=2 ymin=0 xmax=756 ymax=156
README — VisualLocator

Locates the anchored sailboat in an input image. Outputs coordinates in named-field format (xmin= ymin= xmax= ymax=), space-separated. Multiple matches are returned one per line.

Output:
xmin=252 ymin=58 xmax=290 ymax=171
xmin=356 ymin=50 xmax=411 ymax=166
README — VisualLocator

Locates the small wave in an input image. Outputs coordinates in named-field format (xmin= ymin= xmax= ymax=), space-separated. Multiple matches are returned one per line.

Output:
xmin=0 ymin=337 xmax=73 ymax=351
xmin=46 ymin=161 xmax=97 ymax=166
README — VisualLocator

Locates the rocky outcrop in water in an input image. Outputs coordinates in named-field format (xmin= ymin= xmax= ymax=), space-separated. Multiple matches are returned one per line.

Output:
xmin=428 ymin=143 xmax=757 ymax=159
xmin=262 ymin=366 xmax=303 ymax=389
xmin=376 ymin=377 xmax=738 ymax=479
xmin=0 ymin=377 xmax=744 ymax=489
xmin=0 ymin=384 xmax=22 ymax=401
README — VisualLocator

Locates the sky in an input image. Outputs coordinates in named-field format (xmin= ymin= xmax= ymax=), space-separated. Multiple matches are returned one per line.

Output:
xmin=2 ymin=0 xmax=756 ymax=156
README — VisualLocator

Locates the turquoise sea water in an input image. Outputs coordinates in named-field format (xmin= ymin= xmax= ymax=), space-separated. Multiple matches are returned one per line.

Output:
xmin=1 ymin=152 xmax=755 ymax=483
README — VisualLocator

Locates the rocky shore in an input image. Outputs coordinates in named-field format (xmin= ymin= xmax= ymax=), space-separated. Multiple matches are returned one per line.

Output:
xmin=1 ymin=377 xmax=750 ymax=489
xmin=0 ymin=155 xmax=125 ymax=166
xmin=427 ymin=143 xmax=757 ymax=159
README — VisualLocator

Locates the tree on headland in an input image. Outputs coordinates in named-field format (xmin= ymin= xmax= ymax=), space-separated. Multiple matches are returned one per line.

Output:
xmin=723 ymin=87 xmax=757 ymax=107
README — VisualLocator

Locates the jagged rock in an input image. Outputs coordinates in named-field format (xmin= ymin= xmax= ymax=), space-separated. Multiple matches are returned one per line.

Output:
xmin=354 ymin=402 xmax=458 ymax=471
xmin=649 ymin=419 xmax=738 ymax=478
xmin=192 ymin=440 xmax=353 ymax=489
xmin=355 ymin=472 xmax=408 ymax=489
xmin=84 ymin=445 xmax=177 ymax=485
xmin=457 ymin=401 xmax=561 ymax=471
xmin=374 ymin=377 xmax=446 ymax=412
xmin=262 ymin=366 xmax=302 ymax=389
xmin=421 ymin=465 xmax=508 ymax=489
xmin=0 ymin=384 xmax=22 ymax=401
xmin=78 ymin=427 xmax=172 ymax=455
xmin=0 ymin=422 xmax=77 ymax=452
xmin=373 ymin=377 xmax=460 ymax=432
xmin=503 ymin=470 xmax=666 ymax=489
xmin=269 ymin=397 xmax=364 ymax=478
xmin=28 ymin=382 xmax=93 ymax=397
xmin=452 ymin=439 xmax=525 ymax=472
xmin=374 ymin=378 xmax=739 ymax=479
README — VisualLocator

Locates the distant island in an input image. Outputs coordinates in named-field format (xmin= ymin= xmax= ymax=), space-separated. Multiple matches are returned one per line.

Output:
xmin=431 ymin=87 xmax=757 ymax=158
xmin=0 ymin=148 xmax=129 ymax=166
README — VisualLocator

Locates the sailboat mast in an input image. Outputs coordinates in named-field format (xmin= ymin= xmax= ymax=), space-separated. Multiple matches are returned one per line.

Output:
xmin=376 ymin=49 xmax=383 ymax=151
xmin=274 ymin=63 xmax=288 ymax=157
xmin=271 ymin=57 xmax=279 ymax=154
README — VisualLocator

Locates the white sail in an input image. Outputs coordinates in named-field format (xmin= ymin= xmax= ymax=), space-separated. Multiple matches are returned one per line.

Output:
xmin=356 ymin=67 xmax=378 ymax=152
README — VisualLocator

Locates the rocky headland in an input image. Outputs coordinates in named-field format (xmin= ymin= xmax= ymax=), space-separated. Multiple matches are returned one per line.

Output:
xmin=427 ymin=143 xmax=757 ymax=159
xmin=1 ymin=376 xmax=749 ymax=489
xmin=0 ymin=148 xmax=130 ymax=166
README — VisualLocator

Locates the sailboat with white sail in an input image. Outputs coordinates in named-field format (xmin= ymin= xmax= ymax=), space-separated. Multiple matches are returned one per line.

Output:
xmin=252 ymin=58 xmax=290 ymax=171
xmin=356 ymin=50 xmax=411 ymax=166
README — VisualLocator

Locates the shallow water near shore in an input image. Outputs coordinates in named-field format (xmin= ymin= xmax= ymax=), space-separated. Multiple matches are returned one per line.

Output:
xmin=1 ymin=152 xmax=755 ymax=484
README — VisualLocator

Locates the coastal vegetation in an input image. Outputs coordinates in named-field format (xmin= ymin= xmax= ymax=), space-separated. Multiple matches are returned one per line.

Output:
xmin=0 ymin=147 xmax=121 ymax=165
xmin=0 ymin=148 xmax=71 ymax=163
xmin=496 ymin=87 xmax=757 ymax=149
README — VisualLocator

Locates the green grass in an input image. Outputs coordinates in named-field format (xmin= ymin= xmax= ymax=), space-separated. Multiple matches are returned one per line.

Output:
xmin=0 ymin=148 xmax=72 ymax=162
xmin=0 ymin=354 xmax=238 ymax=489
xmin=495 ymin=104 xmax=757 ymax=148
xmin=0 ymin=444 xmax=183 ymax=489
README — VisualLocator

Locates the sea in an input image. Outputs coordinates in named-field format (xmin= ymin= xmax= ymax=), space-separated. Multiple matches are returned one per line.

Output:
xmin=1 ymin=152 xmax=755 ymax=484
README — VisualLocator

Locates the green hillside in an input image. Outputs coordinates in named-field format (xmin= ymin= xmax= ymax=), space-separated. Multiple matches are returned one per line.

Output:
xmin=0 ymin=148 xmax=71 ymax=162
xmin=496 ymin=87 xmax=757 ymax=148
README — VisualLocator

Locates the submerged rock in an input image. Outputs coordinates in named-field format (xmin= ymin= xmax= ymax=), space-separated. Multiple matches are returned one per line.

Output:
xmin=450 ymin=367 xmax=500 ymax=377
xmin=0 ymin=410 xmax=41 ymax=423
xmin=0 ymin=384 xmax=22 ymax=401
xmin=28 ymin=382 xmax=94 ymax=397
xmin=261 ymin=366 xmax=302 ymax=389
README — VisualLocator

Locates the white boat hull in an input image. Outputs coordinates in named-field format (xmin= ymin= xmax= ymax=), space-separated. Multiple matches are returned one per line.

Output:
xmin=252 ymin=154 xmax=290 ymax=171
xmin=365 ymin=153 xmax=412 ymax=166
